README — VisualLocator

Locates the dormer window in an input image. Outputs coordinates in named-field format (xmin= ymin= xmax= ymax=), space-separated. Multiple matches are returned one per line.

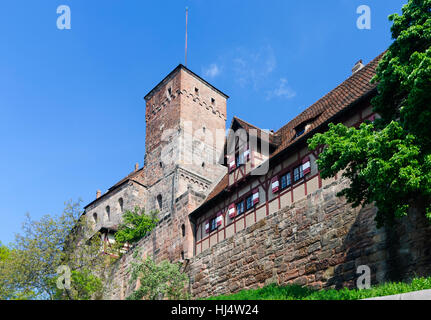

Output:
xmin=295 ymin=123 xmax=306 ymax=137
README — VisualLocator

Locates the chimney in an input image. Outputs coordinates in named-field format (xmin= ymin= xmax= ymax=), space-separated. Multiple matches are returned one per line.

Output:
xmin=352 ymin=60 xmax=364 ymax=74
xmin=134 ymin=162 xmax=139 ymax=172
xmin=96 ymin=190 xmax=101 ymax=199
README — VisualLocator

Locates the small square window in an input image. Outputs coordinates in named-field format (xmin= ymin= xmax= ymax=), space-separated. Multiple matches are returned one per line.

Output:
xmin=236 ymin=201 xmax=245 ymax=216
xmin=281 ymin=172 xmax=291 ymax=190
xmin=236 ymin=152 xmax=244 ymax=167
xmin=246 ymin=195 xmax=253 ymax=210
xmin=293 ymin=165 xmax=304 ymax=182
xmin=209 ymin=216 xmax=218 ymax=232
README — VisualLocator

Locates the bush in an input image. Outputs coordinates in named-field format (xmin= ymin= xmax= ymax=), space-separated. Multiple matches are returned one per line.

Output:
xmin=114 ymin=207 xmax=158 ymax=246
xmin=207 ymin=277 xmax=431 ymax=300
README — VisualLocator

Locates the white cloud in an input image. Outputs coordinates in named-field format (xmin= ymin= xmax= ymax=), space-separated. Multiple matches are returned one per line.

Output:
xmin=233 ymin=45 xmax=276 ymax=88
xmin=266 ymin=78 xmax=296 ymax=100
xmin=203 ymin=64 xmax=220 ymax=78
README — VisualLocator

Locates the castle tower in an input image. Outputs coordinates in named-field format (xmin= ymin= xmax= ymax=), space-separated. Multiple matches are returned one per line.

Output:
xmin=143 ymin=64 xmax=228 ymax=220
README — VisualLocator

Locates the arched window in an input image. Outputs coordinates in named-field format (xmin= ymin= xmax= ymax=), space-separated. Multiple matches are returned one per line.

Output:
xmin=93 ymin=213 xmax=98 ymax=223
xmin=157 ymin=194 xmax=163 ymax=210
xmin=181 ymin=224 xmax=186 ymax=237
xmin=105 ymin=206 xmax=110 ymax=221
xmin=118 ymin=198 xmax=124 ymax=213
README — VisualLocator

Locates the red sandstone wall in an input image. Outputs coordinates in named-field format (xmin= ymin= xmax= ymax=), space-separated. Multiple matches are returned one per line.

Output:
xmin=188 ymin=177 xmax=431 ymax=298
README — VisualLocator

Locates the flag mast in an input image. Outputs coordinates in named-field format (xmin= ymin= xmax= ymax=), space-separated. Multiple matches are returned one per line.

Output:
xmin=185 ymin=7 xmax=188 ymax=67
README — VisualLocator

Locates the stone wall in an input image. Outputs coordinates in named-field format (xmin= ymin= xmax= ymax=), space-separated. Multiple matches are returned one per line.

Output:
xmin=187 ymin=177 xmax=431 ymax=298
xmin=103 ymin=176 xmax=431 ymax=299
xmin=103 ymin=188 xmax=206 ymax=299
xmin=85 ymin=181 xmax=147 ymax=232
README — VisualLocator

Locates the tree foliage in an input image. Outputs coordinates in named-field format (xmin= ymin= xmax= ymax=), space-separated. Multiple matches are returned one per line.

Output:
xmin=52 ymin=269 xmax=103 ymax=300
xmin=126 ymin=253 xmax=189 ymax=300
xmin=308 ymin=0 xmax=431 ymax=227
xmin=0 ymin=200 xmax=110 ymax=299
xmin=0 ymin=243 xmax=35 ymax=300
xmin=114 ymin=206 xmax=158 ymax=246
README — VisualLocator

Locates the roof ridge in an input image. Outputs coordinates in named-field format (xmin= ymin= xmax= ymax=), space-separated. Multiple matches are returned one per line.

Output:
xmin=275 ymin=51 xmax=385 ymax=135
xmin=233 ymin=116 xmax=264 ymax=131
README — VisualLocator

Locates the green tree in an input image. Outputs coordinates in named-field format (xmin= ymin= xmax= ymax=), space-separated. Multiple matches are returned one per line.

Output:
xmin=308 ymin=0 xmax=431 ymax=227
xmin=1 ymin=200 xmax=110 ymax=299
xmin=52 ymin=269 xmax=103 ymax=300
xmin=126 ymin=253 xmax=189 ymax=300
xmin=0 ymin=243 xmax=35 ymax=299
xmin=114 ymin=206 xmax=158 ymax=246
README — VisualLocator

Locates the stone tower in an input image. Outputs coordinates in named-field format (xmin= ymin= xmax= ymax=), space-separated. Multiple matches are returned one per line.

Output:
xmin=139 ymin=65 xmax=228 ymax=259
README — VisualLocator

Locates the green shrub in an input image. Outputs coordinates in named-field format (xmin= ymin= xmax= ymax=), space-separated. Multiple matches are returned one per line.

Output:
xmin=114 ymin=206 xmax=158 ymax=246
xmin=207 ymin=277 xmax=431 ymax=300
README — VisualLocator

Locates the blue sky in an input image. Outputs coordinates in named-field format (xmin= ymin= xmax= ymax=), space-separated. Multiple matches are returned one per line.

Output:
xmin=0 ymin=0 xmax=406 ymax=244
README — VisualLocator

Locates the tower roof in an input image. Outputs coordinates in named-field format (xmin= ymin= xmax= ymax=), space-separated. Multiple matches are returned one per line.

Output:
xmin=144 ymin=64 xmax=229 ymax=101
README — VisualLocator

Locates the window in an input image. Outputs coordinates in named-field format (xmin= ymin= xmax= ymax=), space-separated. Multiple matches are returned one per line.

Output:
xmin=118 ymin=198 xmax=124 ymax=213
xmin=105 ymin=206 xmax=110 ymax=221
xmin=236 ymin=152 xmax=244 ymax=167
xmin=157 ymin=194 xmax=163 ymax=210
xmin=293 ymin=165 xmax=304 ymax=182
xmin=295 ymin=128 xmax=305 ymax=137
xmin=195 ymin=87 xmax=199 ymax=95
xmin=236 ymin=201 xmax=245 ymax=216
xmin=181 ymin=251 xmax=185 ymax=260
xmin=211 ymin=98 xmax=215 ymax=105
xmin=280 ymin=172 xmax=292 ymax=190
xmin=168 ymin=87 xmax=172 ymax=96
xmin=93 ymin=213 xmax=98 ymax=223
xmin=209 ymin=217 xmax=218 ymax=232
xmin=246 ymin=195 xmax=253 ymax=211
xmin=181 ymin=224 xmax=186 ymax=237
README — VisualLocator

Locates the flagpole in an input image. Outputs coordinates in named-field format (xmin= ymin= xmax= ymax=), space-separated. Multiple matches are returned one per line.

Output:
xmin=185 ymin=7 xmax=188 ymax=66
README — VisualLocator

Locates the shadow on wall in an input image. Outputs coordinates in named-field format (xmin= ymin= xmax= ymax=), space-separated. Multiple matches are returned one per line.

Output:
xmin=329 ymin=199 xmax=431 ymax=290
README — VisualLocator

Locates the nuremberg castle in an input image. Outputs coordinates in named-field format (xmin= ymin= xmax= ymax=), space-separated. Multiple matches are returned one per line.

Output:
xmin=82 ymin=52 xmax=431 ymax=299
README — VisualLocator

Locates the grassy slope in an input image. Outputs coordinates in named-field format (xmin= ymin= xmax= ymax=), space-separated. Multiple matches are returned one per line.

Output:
xmin=206 ymin=277 xmax=431 ymax=300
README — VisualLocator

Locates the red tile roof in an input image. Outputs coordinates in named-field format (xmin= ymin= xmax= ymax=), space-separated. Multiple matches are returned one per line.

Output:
xmin=197 ymin=52 xmax=385 ymax=210
xmin=231 ymin=116 xmax=280 ymax=146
